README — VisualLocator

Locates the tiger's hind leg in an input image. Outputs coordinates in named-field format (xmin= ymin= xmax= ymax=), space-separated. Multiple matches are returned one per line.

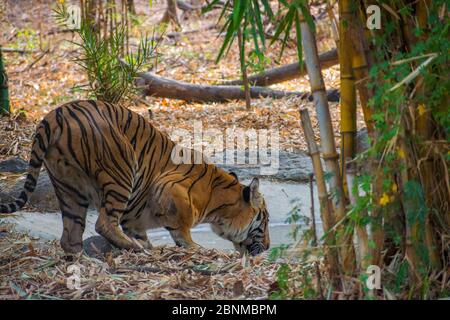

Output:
xmin=60 ymin=195 xmax=88 ymax=255
xmin=94 ymin=176 xmax=142 ymax=251
xmin=45 ymin=156 xmax=89 ymax=255
xmin=51 ymin=178 xmax=89 ymax=255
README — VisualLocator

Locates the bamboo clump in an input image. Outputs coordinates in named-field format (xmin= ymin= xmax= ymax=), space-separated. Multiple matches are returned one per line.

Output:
xmin=298 ymin=3 xmax=356 ymax=279
xmin=300 ymin=109 xmax=340 ymax=288
xmin=299 ymin=0 xmax=449 ymax=298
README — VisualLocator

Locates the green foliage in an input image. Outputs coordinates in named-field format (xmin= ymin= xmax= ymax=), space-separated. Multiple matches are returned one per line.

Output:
xmin=284 ymin=198 xmax=307 ymax=241
xmin=0 ymin=50 xmax=10 ymax=114
xmin=348 ymin=0 xmax=449 ymax=297
xmin=269 ymin=261 xmax=319 ymax=299
xmin=53 ymin=3 xmax=156 ymax=103
xmin=203 ymin=0 xmax=274 ymax=85
xmin=268 ymin=244 xmax=290 ymax=261
xmin=204 ymin=0 xmax=273 ymax=64
xmin=204 ymin=0 xmax=316 ymax=81
xmin=270 ymin=0 xmax=314 ymax=63
xmin=267 ymin=197 xmax=323 ymax=299
xmin=269 ymin=263 xmax=291 ymax=299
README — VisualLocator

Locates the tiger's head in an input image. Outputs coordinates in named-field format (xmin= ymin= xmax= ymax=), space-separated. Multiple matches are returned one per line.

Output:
xmin=210 ymin=173 xmax=270 ymax=256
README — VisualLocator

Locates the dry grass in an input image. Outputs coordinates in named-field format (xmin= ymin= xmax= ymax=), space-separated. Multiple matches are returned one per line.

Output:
xmin=0 ymin=0 xmax=366 ymax=163
xmin=0 ymin=223 xmax=294 ymax=300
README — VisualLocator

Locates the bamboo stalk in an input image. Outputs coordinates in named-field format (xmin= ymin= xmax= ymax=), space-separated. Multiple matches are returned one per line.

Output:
xmin=345 ymin=158 xmax=370 ymax=270
xmin=309 ymin=173 xmax=324 ymax=299
xmin=397 ymin=136 xmax=421 ymax=282
xmin=415 ymin=0 xmax=441 ymax=269
xmin=370 ymin=159 xmax=384 ymax=267
xmin=351 ymin=4 xmax=375 ymax=136
xmin=299 ymin=4 xmax=356 ymax=275
xmin=300 ymin=109 xmax=340 ymax=288
xmin=357 ymin=1 xmax=384 ymax=270
xmin=339 ymin=0 xmax=357 ymax=165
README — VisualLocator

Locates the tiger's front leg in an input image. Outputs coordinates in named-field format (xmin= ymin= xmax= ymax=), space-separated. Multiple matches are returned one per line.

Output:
xmin=153 ymin=181 xmax=201 ymax=249
xmin=163 ymin=194 xmax=200 ymax=249
xmin=168 ymin=226 xmax=199 ymax=249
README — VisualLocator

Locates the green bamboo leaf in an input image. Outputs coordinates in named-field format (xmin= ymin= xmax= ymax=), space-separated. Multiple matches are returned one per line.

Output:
xmin=270 ymin=7 xmax=292 ymax=45
xmin=216 ymin=20 xmax=236 ymax=63
xmin=248 ymin=3 xmax=261 ymax=54
xmin=232 ymin=0 xmax=243 ymax=29
xmin=252 ymin=0 xmax=266 ymax=47
xmin=294 ymin=11 xmax=303 ymax=68
xmin=278 ymin=8 xmax=295 ymax=60
xmin=261 ymin=0 xmax=274 ymax=19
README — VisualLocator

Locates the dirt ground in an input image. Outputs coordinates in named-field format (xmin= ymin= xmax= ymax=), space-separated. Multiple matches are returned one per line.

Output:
xmin=1 ymin=0 xmax=366 ymax=162
xmin=0 ymin=222 xmax=304 ymax=300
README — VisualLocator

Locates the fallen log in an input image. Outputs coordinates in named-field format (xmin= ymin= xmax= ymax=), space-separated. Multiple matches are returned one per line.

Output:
xmin=137 ymin=71 xmax=340 ymax=103
xmin=165 ymin=23 xmax=216 ymax=40
xmin=221 ymin=48 xmax=338 ymax=86
xmin=176 ymin=0 xmax=202 ymax=11
xmin=176 ymin=0 xmax=225 ymax=11
xmin=0 ymin=48 xmax=38 ymax=54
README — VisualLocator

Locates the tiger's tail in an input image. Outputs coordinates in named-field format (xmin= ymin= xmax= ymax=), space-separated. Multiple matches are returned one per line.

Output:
xmin=0 ymin=119 xmax=52 ymax=213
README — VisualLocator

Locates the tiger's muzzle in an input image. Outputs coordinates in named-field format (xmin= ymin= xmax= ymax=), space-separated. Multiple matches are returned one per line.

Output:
xmin=235 ymin=237 xmax=269 ymax=256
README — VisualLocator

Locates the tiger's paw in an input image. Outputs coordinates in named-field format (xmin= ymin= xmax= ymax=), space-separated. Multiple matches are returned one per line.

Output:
xmin=137 ymin=239 xmax=153 ymax=250
xmin=130 ymin=238 xmax=153 ymax=251
xmin=175 ymin=240 xmax=202 ymax=251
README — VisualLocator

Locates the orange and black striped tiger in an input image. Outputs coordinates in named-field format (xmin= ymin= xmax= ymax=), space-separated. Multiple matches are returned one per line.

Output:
xmin=0 ymin=100 xmax=270 ymax=256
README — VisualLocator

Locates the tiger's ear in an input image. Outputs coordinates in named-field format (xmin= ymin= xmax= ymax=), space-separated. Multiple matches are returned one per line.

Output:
xmin=249 ymin=177 xmax=259 ymax=193
xmin=243 ymin=177 xmax=262 ymax=208
xmin=229 ymin=171 xmax=238 ymax=180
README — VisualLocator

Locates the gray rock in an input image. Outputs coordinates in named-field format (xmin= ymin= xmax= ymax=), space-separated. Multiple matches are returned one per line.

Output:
xmin=0 ymin=170 xmax=59 ymax=212
xmin=0 ymin=157 xmax=28 ymax=173
xmin=214 ymin=127 xmax=369 ymax=182
xmin=215 ymin=150 xmax=314 ymax=182
xmin=83 ymin=235 xmax=114 ymax=257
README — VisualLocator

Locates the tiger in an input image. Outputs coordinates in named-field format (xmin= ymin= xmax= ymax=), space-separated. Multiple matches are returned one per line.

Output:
xmin=0 ymin=100 xmax=270 ymax=256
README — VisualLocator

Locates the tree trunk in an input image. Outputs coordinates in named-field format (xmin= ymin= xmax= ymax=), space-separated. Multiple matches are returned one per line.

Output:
xmin=136 ymin=71 xmax=340 ymax=103
xmin=160 ymin=0 xmax=180 ymax=27
xmin=221 ymin=48 xmax=338 ymax=86
xmin=127 ymin=0 xmax=136 ymax=15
